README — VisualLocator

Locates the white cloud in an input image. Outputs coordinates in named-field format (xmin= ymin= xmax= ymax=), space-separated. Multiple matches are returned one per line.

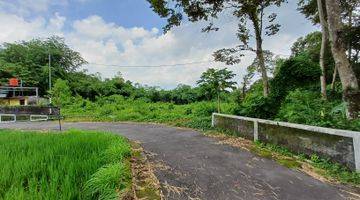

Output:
xmin=66 ymin=14 xmax=250 ymax=88
xmin=0 ymin=12 xmax=65 ymax=43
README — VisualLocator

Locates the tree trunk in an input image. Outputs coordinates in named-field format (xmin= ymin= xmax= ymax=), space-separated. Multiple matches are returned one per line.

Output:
xmin=348 ymin=8 xmax=352 ymax=61
xmin=217 ymin=92 xmax=221 ymax=113
xmin=251 ymin=16 xmax=269 ymax=97
xmin=242 ymin=84 xmax=246 ymax=99
xmin=317 ymin=0 xmax=328 ymax=100
xmin=325 ymin=0 xmax=360 ymax=119
xmin=331 ymin=65 xmax=338 ymax=91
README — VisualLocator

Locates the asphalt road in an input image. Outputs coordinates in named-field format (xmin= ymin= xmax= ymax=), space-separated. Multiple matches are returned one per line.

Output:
xmin=0 ymin=121 xmax=356 ymax=200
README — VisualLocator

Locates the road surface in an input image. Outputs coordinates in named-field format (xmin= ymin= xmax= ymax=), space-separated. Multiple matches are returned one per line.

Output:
xmin=1 ymin=121 xmax=357 ymax=200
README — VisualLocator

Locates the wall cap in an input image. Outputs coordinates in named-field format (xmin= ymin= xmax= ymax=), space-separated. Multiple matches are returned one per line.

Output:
xmin=212 ymin=113 xmax=360 ymax=138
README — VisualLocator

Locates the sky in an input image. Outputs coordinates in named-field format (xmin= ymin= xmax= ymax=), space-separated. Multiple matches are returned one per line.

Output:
xmin=0 ymin=0 xmax=318 ymax=89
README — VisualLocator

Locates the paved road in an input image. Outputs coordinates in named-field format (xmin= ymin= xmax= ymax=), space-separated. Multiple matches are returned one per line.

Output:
xmin=0 ymin=121 xmax=356 ymax=200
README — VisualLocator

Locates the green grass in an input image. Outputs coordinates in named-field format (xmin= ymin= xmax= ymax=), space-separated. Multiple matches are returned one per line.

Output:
xmin=63 ymin=95 xmax=235 ymax=130
xmin=253 ymin=141 xmax=360 ymax=185
xmin=0 ymin=129 xmax=132 ymax=200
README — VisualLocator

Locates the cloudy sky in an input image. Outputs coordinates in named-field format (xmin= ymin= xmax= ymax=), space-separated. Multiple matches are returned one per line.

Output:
xmin=0 ymin=0 xmax=318 ymax=89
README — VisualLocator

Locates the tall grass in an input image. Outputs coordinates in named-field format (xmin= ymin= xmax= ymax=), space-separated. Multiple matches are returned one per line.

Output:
xmin=0 ymin=129 xmax=132 ymax=200
xmin=63 ymin=95 xmax=235 ymax=130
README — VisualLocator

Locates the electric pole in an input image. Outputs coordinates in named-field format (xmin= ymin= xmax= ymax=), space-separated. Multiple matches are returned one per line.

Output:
xmin=49 ymin=53 xmax=52 ymax=104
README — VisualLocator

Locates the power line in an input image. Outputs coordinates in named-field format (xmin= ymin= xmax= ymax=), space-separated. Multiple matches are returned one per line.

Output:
xmin=85 ymin=51 xmax=290 ymax=69
xmin=86 ymin=60 xmax=215 ymax=68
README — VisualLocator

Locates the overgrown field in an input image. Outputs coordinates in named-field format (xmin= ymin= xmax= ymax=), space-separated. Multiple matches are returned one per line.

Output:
xmin=62 ymin=94 xmax=360 ymax=131
xmin=0 ymin=129 xmax=132 ymax=200
xmin=63 ymin=95 xmax=235 ymax=130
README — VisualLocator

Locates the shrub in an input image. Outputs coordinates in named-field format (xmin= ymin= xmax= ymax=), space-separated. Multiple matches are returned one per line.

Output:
xmin=235 ymin=54 xmax=321 ymax=119
xmin=276 ymin=89 xmax=360 ymax=131
xmin=234 ymin=82 xmax=276 ymax=119
xmin=276 ymin=89 xmax=333 ymax=124
xmin=51 ymin=79 xmax=72 ymax=107
xmin=270 ymin=53 xmax=321 ymax=100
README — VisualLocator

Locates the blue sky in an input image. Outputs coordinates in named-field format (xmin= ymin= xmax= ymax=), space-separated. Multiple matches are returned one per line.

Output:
xmin=0 ymin=0 xmax=318 ymax=89
xmin=54 ymin=0 xmax=166 ymax=30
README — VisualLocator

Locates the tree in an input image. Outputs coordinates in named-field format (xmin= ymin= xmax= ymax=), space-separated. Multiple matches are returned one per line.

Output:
xmin=298 ymin=0 xmax=360 ymax=90
xmin=0 ymin=36 xmax=87 ymax=95
xmin=316 ymin=0 xmax=329 ymax=99
xmin=291 ymin=31 xmax=336 ymax=91
xmin=325 ymin=0 xmax=360 ymax=119
xmin=171 ymin=84 xmax=201 ymax=104
xmin=240 ymin=66 xmax=256 ymax=100
xmin=197 ymin=68 xmax=236 ymax=112
xmin=147 ymin=0 xmax=287 ymax=97
xmin=298 ymin=0 xmax=329 ymax=99
xmin=51 ymin=79 xmax=72 ymax=107
xmin=241 ymin=51 xmax=275 ymax=99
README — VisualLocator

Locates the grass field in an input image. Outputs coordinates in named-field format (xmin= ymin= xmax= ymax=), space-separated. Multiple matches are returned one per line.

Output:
xmin=0 ymin=129 xmax=132 ymax=200
xmin=63 ymin=95 xmax=235 ymax=130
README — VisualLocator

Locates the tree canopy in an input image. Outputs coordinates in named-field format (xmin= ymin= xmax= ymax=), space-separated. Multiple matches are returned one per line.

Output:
xmin=0 ymin=36 xmax=87 ymax=94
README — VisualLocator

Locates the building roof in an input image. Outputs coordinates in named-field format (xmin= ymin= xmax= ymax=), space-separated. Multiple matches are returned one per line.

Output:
xmin=0 ymin=86 xmax=39 ymax=98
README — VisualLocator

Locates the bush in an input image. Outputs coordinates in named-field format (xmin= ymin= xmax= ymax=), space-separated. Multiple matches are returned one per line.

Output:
xmin=276 ymin=89 xmax=360 ymax=131
xmin=276 ymin=89 xmax=334 ymax=124
xmin=234 ymin=82 xmax=276 ymax=119
xmin=51 ymin=79 xmax=72 ymax=107
xmin=235 ymin=54 xmax=322 ymax=119
xmin=270 ymin=53 xmax=321 ymax=100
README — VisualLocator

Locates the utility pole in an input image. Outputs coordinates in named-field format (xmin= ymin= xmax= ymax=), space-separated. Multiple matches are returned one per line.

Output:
xmin=48 ymin=53 xmax=52 ymax=104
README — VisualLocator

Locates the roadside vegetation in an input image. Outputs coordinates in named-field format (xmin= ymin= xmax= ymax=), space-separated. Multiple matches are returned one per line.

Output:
xmin=0 ymin=129 xmax=132 ymax=200
xmin=62 ymin=95 xmax=233 ymax=130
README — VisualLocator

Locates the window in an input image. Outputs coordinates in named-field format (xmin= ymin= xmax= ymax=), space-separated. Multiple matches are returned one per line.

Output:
xmin=19 ymin=99 xmax=25 ymax=105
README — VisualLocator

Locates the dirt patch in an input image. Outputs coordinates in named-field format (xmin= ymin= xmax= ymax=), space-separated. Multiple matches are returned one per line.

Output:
xmin=130 ymin=141 xmax=163 ymax=200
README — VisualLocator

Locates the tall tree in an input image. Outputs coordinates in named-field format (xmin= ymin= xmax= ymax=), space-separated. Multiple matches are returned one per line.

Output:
xmin=241 ymin=50 xmax=276 ymax=98
xmin=197 ymin=68 xmax=236 ymax=113
xmin=147 ymin=0 xmax=287 ymax=97
xmin=298 ymin=0 xmax=328 ymax=98
xmin=316 ymin=0 xmax=328 ymax=99
xmin=325 ymin=0 xmax=360 ymax=119
xmin=299 ymin=0 xmax=360 ymax=90
xmin=240 ymin=65 xmax=256 ymax=99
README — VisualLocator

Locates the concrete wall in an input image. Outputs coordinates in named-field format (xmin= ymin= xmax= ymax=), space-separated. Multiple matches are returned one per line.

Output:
xmin=212 ymin=113 xmax=360 ymax=171
xmin=0 ymin=98 xmax=28 ymax=106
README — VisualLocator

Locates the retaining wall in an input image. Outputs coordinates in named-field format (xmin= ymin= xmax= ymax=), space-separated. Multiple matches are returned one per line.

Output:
xmin=212 ymin=113 xmax=360 ymax=171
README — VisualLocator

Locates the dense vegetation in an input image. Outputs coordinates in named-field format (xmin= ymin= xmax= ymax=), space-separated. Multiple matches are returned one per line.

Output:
xmin=62 ymin=94 xmax=234 ymax=130
xmin=0 ymin=130 xmax=132 ymax=200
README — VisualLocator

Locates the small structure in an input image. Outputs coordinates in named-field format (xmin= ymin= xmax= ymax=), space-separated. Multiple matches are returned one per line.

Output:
xmin=0 ymin=78 xmax=39 ymax=106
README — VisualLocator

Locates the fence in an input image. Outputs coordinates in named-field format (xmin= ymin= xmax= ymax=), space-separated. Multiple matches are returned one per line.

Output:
xmin=212 ymin=113 xmax=360 ymax=172
xmin=0 ymin=106 xmax=62 ymax=130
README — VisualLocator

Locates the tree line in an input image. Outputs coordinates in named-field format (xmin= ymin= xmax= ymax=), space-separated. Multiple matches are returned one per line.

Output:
xmin=0 ymin=38 xmax=236 ymax=105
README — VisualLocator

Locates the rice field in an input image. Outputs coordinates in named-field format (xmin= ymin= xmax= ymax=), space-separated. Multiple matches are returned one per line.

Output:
xmin=0 ymin=129 xmax=132 ymax=200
